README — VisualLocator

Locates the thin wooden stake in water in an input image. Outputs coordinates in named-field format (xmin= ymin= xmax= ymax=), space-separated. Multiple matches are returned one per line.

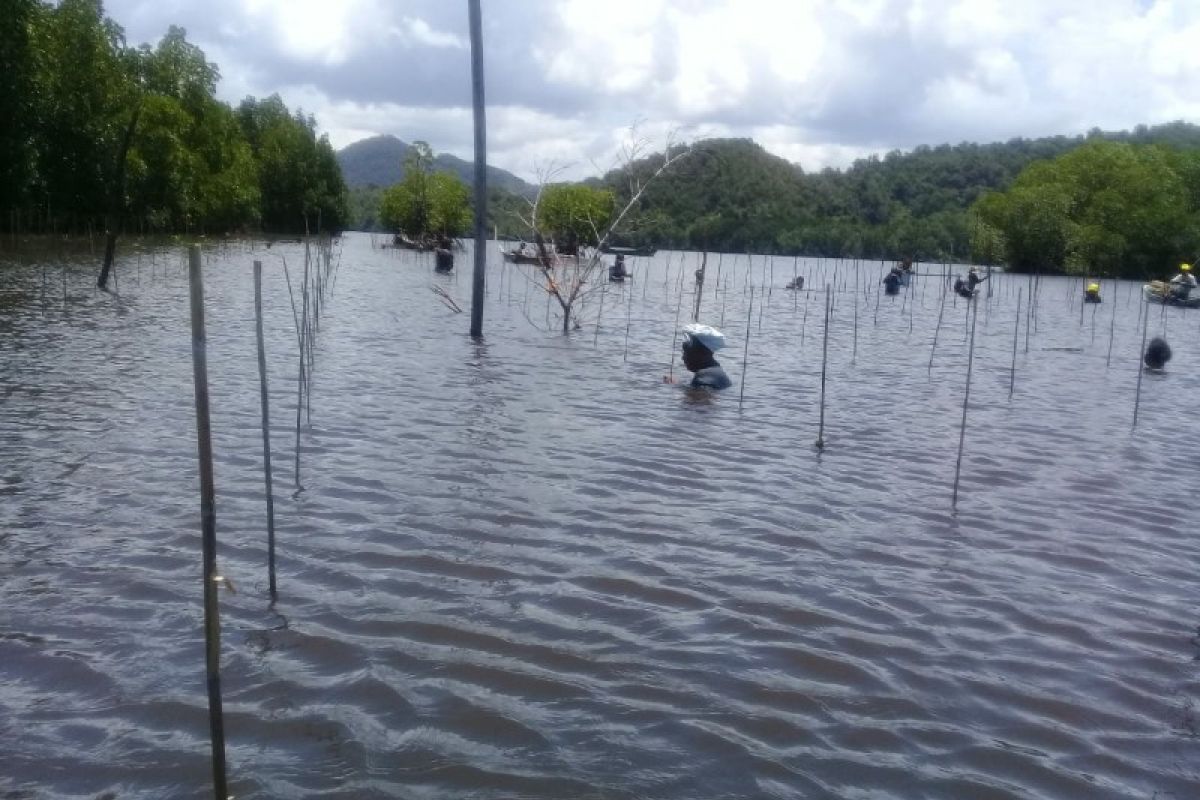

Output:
xmin=1009 ymin=288 xmax=1022 ymax=398
xmin=852 ymin=266 xmax=859 ymax=363
xmin=928 ymin=279 xmax=948 ymax=372
xmin=666 ymin=278 xmax=686 ymax=381
xmin=816 ymin=286 xmax=832 ymax=450
xmin=622 ymin=280 xmax=635 ymax=362
xmin=1105 ymin=294 xmax=1118 ymax=367
xmin=253 ymin=262 xmax=277 ymax=599
xmin=1132 ymin=306 xmax=1150 ymax=429
xmin=739 ymin=286 xmax=754 ymax=412
xmin=593 ymin=277 xmax=607 ymax=346
xmin=952 ymin=302 xmax=979 ymax=507
xmin=187 ymin=245 xmax=229 ymax=800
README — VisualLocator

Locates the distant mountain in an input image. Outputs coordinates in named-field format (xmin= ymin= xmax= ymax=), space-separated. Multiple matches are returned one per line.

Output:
xmin=336 ymin=134 xmax=533 ymax=195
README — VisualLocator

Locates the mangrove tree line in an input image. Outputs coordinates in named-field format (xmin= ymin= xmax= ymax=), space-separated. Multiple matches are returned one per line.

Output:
xmin=0 ymin=0 xmax=348 ymax=237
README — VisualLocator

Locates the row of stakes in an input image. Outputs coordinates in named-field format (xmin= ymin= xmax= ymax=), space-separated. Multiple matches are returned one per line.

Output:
xmin=188 ymin=234 xmax=339 ymax=799
xmin=185 ymin=243 xmax=1176 ymax=799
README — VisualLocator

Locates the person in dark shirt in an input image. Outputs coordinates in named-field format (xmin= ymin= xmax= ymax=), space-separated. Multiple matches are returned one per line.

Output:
xmin=1084 ymin=282 xmax=1102 ymax=303
xmin=680 ymin=323 xmax=732 ymax=390
xmin=883 ymin=269 xmax=902 ymax=295
xmin=1144 ymin=337 xmax=1171 ymax=370
xmin=966 ymin=266 xmax=987 ymax=292
xmin=434 ymin=236 xmax=454 ymax=272
xmin=609 ymin=254 xmax=629 ymax=282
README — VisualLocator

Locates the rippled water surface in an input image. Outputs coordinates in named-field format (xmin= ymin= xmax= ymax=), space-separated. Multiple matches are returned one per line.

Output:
xmin=2 ymin=234 xmax=1198 ymax=799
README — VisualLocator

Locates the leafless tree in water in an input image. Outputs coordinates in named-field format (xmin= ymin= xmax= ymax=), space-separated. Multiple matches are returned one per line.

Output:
xmin=508 ymin=127 xmax=692 ymax=333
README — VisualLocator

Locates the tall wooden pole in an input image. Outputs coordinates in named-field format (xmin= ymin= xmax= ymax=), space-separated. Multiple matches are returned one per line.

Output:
xmin=468 ymin=0 xmax=488 ymax=338
xmin=253 ymin=262 xmax=277 ymax=599
xmin=187 ymin=245 xmax=228 ymax=799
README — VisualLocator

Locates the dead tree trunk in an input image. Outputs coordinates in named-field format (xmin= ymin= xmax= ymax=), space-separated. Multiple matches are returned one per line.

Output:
xmin=98 ymin=105 xmax=142 ymax=291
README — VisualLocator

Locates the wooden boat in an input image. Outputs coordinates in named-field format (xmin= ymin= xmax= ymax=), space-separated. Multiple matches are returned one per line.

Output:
xmin=502 ymin=244 xmax=578 ymax=266
xmin=601 ymin=244 xmax=657 ymax=257
xmin=1142 ymin=281 xmax=1200 ymax=308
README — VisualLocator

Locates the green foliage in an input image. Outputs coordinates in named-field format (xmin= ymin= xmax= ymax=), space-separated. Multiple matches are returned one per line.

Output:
xmin=0 ymin=0 xmax=40 ymax=213
xmin=379 ymin=142 xmax=471 ymax=238
xmin=427 ymin=172 xmax=472 ymax=236
xmin=590 ymin=127 xmax=1200 ymax=263
xmin=538 ymin=184 xmax=614 ymax=247
xmin=238 ymin=95 xmax=348 ymax=233
xmin=0 ymin=1 xmax=347 ymax=235
xmin=971 ymin=141 xmax=1200 ymax=277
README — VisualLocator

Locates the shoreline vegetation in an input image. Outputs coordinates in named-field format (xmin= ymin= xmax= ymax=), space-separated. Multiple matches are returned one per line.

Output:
xmin=4 ymin=1 xmax=1199 ymax=283
xmin=1 ymin=0 xmax=349 ymax=248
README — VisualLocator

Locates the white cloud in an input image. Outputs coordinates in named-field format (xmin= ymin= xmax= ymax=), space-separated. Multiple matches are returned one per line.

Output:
xmin=393 ymin=17 xmax=467 ymax=50
xmin=104 ymin=0 xmax=1200 ymax=180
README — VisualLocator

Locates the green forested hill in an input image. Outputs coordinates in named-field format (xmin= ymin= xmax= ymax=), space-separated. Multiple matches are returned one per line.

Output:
xmin=585 ymin=122 xmax=1200 ymax=263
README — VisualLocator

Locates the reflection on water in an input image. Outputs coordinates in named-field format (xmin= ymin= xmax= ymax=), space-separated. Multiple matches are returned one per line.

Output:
xmin=1 ymin=235 xmax=1198 ymax=799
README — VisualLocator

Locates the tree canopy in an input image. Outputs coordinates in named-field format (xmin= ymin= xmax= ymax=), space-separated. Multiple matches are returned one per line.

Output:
xmin=970 ymin=142 xmax=1200 ymax=277
xmin=0 ymin=0 xmax=348 ymax=235
xmin=379 ymin=142 xmax=472 ymax=239
xmin=537 ymin=184 xmax=615 ymax=248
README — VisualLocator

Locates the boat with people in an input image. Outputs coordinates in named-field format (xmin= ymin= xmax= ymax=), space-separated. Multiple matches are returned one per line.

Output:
xmin=1142 ymin=281 xmax=1200 ymax=308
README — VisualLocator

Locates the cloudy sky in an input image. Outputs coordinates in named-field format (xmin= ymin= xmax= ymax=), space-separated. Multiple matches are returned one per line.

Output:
xmin=106 ymin=0 xmax=1200 ymax=180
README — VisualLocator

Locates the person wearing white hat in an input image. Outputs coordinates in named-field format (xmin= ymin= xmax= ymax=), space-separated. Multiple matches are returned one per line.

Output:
xmin=680 ymin=323 xmax=732 ymax=389
xmin=1169 ymin=262 xmax=1196 ymax=301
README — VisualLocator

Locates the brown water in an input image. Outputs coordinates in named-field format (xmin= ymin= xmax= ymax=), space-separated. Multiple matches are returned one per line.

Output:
xmin=1 ymin=234 xmax=1198 ymax=799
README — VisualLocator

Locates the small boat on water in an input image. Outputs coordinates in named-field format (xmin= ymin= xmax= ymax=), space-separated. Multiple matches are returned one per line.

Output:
xmin=503 ymin=250 xmax=547 ymax=265
xmin=502 ymin=243 xmax=579 ymax=266
xmin=601 ymin=244 xmax=657 ymax=257
xmin=1142 ymin=281 xmax=1200 ymax=308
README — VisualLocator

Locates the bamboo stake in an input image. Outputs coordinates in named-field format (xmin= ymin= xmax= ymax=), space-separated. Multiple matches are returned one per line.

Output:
xmin=253 ymin=262 xmax=277 ymax=599
xmin=1009 ymin=288 xmax=1022 ymax=398
xmin=928 ymin=279 xmax=948 ymax=372
xmin=800 ymin=290 xmax=810 ymax=348
xmin=593 ymin=275 xmax=608 ymax=346
xmin=623 ymin=279 xmax=635 ymax=363
xmin=852 ymin=265 xmax=859 ymax=363
xmin=187 ymin=245 xmax=229 ymax=799
xmin=1132 ymin=306 xmax=1150 ymax=429
xmin=739 ymin=286 xmax=754 ymax=412
xmin=719 ymin=274 xmax=728 ymax=329
xmin=1024 ymin=272 xmax=1034 ymax=354
xmin=1106 ymin=291 xmax=1118 ymax=367
xmin=908 ymin=272 xmax=914 ymax=333
xmin=952 ymin=301 xmax=979 ymax=507
xmin=815 ymin=286 xmax=832 ymax=450
xmin=666 ymin=274 xmax=686 ymax=381
xmin=873 ymin=265 xmax=882 ymax=326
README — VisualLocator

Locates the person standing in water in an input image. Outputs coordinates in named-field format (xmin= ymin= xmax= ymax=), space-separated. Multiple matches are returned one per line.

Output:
xmin=1168 ymin=263 xmax=1196 ymax=301
xmin=675 ymin=323 xmax=732 ymax=389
